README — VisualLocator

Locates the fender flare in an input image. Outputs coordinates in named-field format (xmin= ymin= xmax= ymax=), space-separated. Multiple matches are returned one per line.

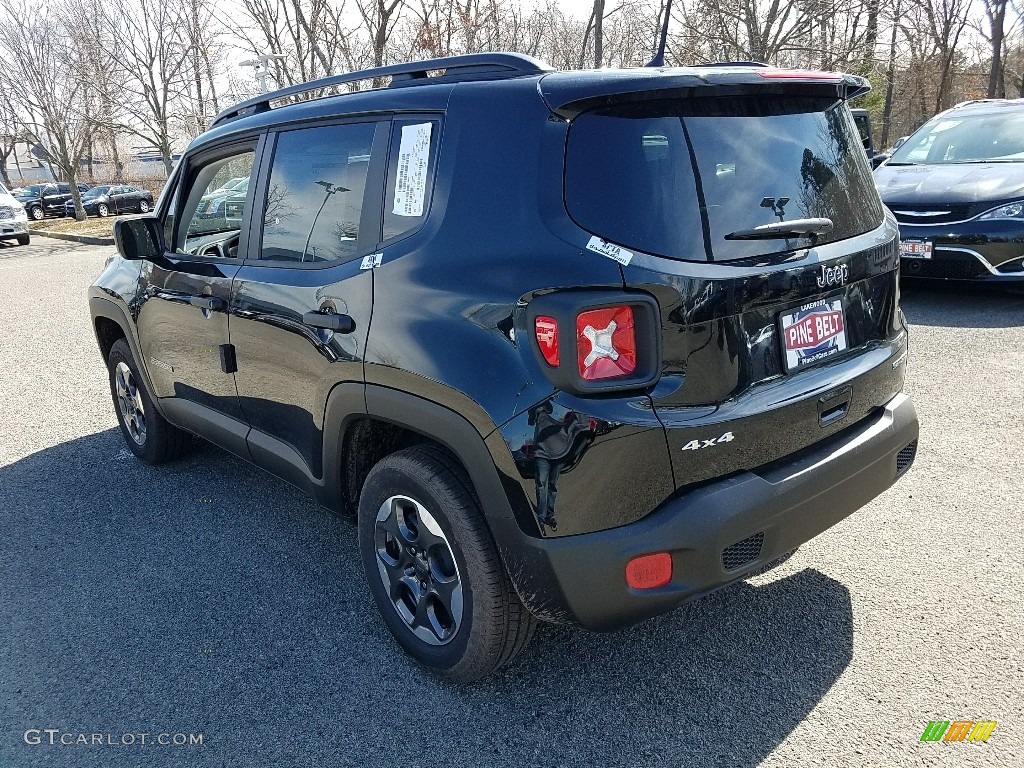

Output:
xmin=89 ymin=295 xmax=166 ymax=418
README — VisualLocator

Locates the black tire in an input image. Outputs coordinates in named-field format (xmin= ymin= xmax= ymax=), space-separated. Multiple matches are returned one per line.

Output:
xmin=107 ymin=338 xmax=190 ymax=464
xmin=358 ymin=444 xmax=536 ymax=682
xmin=97 ymin=203 xmax=109 ymax=217
xmin=16 ymin=234 xmax=29 ymax=246
xmin=29 ymin=205 xmax=43 ymax=221
xmin=139 ymin=199 xmax=150 ymax=213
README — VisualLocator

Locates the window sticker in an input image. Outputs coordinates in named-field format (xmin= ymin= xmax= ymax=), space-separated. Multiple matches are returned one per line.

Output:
xmin=392 ymin=123 xmax=432 ymax=217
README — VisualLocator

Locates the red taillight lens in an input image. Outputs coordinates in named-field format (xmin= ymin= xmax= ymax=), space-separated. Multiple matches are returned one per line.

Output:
xmin=576 ymin=306 xmax=636 ymax=380
xmin=625 ymin=552 xmax=672 ymax=589
xmin=534 ymin=316 xmax=559 ymax=367
xmin=756 ymin=69 xmax=843 ymax=82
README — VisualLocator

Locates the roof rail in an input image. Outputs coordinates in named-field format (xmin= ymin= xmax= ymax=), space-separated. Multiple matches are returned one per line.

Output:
xmin=211 ymin=52 xmax=552 ymax=128
xmin=691 ymin=60 xmax=767 ymax=68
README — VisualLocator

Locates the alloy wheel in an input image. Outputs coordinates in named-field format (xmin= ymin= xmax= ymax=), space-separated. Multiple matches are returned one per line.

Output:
xmin=374 ymin=495 xmax=463 ymax=645
xmin=114 ymin=361 xmax=146 ymax=445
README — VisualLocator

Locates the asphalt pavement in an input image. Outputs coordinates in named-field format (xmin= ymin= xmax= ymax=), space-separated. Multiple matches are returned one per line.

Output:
xmin=1 ymin=236 xmax=1021 ymax=767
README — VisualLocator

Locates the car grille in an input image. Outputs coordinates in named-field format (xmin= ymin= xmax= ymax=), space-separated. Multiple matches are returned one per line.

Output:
xmin=722 ymin=531 xmax=764 ymax=572
xmin=896 ymin=440 xmax=918 ymax=474
xmin=0 ymin=205 xmax=13 ymax=219
xmin=890 ymin=203 xmax=991 ymax=225
xmin=901 ymin=254 xmax=990 ymax=279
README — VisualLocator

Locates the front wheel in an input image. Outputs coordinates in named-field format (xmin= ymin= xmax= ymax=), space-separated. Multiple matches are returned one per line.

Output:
xmin=358 ymin=445 xmax=536 ymax=682
xmin=97 ymin=203 xmax=109 ymax=217
xmin=139 ymin=199 xmax=150 ymax=213
xmin=107 ymin=338 xmax=190 ymax=464
xmin=29 ymin=206 xmax=43 ymax=220
xmin=16 ymin=234 xmax=29 ymax=245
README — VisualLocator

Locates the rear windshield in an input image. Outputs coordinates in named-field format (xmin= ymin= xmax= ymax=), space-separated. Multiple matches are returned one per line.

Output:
xmin=565 ymin=96 xmax=883 ymax=262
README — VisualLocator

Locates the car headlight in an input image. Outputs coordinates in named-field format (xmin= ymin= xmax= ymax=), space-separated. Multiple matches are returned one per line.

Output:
xmin=977 ymin=201 xmax=1024 ymax=220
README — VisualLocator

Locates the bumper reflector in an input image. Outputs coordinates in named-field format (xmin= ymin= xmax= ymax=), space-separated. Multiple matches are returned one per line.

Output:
xmin=625 ymin=552 xmax=672 ymax=589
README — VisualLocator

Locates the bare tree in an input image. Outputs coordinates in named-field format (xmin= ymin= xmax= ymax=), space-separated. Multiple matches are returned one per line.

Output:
xmin=0 ymin=1 xmax=91 ymax=218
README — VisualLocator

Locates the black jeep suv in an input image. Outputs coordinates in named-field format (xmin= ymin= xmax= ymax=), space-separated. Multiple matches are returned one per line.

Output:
xmin=89 ymin=53 xmax=919 ymax=682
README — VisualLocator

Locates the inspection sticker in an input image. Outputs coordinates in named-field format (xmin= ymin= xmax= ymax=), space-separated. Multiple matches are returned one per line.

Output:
xmin=586 ymin=236 xmax=633 ymax=266
xmin=392 ymin=123 xmax=432 ymax=217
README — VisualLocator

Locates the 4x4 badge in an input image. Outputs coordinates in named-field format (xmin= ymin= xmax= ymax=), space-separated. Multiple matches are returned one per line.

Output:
xmin=681 ymin=432 xmax=735 ymax=451
xmin=817 ymin=263 xmax=849 ymax=288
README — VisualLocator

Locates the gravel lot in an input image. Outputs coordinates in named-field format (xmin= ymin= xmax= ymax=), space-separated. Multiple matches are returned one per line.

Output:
xmin=1 ymin=236 xmax=1021 ymax=768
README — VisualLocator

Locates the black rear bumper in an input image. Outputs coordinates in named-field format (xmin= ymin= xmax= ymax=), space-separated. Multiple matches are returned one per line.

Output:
xmin=492 ymin=392 xmax=918 ymax=630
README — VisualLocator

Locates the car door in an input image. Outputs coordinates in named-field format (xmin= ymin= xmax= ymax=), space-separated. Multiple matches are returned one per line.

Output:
xmin=228 ymin=119 xmax=388 ymax=487
xmin=106 ymin=185 xmax=122 ymax=214
xmin=40 ymin=184 xmax=60 ymax=215
xmin=135 ymin=136 xmax=264 ymax=457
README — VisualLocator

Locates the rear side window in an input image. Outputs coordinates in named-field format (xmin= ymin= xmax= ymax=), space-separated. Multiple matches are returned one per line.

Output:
xmin=565 ymin=97 xmax=884 ymax=262
xmin=382 ymin=117 xmax=441 ymax=243
xmin=260 ymin=122 xmax=377 ymax=264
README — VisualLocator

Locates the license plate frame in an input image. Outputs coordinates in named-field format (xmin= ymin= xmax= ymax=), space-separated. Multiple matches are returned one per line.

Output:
xmin=779 ymin=298 xmax=850 ymax=373
xmin=900 ymin=239 xmax=933 ymax=259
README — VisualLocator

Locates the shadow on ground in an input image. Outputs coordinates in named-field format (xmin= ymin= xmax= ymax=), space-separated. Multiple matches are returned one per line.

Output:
xmin=1 ymin=430 xmax=853 ymax=768
xmin=900 ymin=283 xmax=1024 ymax=328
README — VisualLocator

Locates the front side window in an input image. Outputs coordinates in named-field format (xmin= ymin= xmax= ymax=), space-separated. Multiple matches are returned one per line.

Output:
xmin=260 ymin=122 xmax=377 ymax=264
xmin=565 ymin=97 xmax=884 ymax=262
xmin=175 ymin=147 xmax=255 ymax=256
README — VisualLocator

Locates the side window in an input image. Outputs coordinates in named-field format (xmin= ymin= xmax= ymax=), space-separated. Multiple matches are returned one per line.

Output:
xmin=260 ymin=122 xmax=377 ymax=264
xmin=175 ymin=147 xmax=256 ymax=255
xmin=382 ymin=118 xmax=440 ymax=243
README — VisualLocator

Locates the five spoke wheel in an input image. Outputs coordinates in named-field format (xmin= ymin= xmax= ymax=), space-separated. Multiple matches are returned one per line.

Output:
xmin=114 ymin=360 xmax=146 ymax=445
xmin=374 ymin=495 xmax=463 ymax=645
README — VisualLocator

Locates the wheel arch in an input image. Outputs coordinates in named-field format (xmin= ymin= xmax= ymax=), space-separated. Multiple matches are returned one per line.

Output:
xmin=89 ymin=296 xmax=165 ymax=418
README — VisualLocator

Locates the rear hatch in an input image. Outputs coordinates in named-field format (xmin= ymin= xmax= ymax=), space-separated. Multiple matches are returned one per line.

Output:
xmin=556 ymin=73 xmax=907 ymax=490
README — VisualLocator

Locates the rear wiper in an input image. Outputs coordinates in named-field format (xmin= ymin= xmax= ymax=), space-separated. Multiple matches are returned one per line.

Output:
xmin=725 ymin=218 xmax=834 ymax=241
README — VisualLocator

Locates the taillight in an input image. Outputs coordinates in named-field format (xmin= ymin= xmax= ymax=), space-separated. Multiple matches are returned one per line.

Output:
xmin=534 ymin=316 xmax=559 ymax=366
xmin=576 ymin=306 xmax=636 ymax=380
xmin=526 ymin=292 xmax=660 ymax=395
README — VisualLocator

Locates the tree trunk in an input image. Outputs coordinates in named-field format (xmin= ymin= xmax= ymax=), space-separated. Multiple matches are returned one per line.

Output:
xmin=593 ymin=0 xmax=604 ymax=68
xmin=987 ymin=0 xmax=1007 ymax=98
xmin=0 ymin=151 xmax=12 ymax=188
xmin=880 ymin=0 xmax=901 ymax=149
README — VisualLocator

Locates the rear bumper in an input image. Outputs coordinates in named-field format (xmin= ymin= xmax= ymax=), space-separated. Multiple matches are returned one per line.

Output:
xmin=493 ymin=392 xmax=918 ymax=630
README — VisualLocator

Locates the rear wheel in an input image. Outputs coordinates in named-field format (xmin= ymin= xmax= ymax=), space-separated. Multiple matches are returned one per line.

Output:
xmin=107 ymin=338 xmax=190 ymax=464
xmin=358 ymin=445 xmax=535 ymax=682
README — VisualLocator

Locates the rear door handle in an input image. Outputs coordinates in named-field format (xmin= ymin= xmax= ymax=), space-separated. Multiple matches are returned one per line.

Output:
xmin=187 ymin=295 xmax=225 ymax=311
xmin=302 ymin=311 xmax=355 ymax=334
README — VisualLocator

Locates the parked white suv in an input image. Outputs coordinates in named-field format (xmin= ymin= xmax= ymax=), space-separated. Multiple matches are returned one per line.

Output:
xmin=0 ymin=183 xmax=30 ymax=245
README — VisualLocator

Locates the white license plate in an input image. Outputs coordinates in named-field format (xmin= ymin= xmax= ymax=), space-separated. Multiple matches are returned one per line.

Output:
xmin=900 ymin=239 xmax=933 ymax=259
xmin=779 ymin=299 xmax=849 ymax=372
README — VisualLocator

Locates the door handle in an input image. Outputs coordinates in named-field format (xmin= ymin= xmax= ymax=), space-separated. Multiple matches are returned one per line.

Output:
xmin=187 ymin=295 xmax=225 ymax=311
xmin=302 ymin=311 xmax=355 ymax=334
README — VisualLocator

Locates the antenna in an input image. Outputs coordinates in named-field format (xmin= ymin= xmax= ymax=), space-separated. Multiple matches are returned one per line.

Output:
xmin=646 ymin=0 xmax=673 ymax=67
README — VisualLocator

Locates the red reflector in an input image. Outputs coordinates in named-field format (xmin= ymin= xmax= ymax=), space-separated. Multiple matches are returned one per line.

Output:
xmin=576 ymin=306 xmax=636 ymax=380
xmin=535 ymin=316 xmax=559 ymax=366
xmin=757 ymin=69 xmax=843 ymax=81
xmin=626 ymin=553 xmax=672 ymax=589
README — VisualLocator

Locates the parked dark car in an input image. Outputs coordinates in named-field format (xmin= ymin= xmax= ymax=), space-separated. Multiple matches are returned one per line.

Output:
xmin=14 ymin=182 xmax=90 ymax=220
xmin=874 ymin=98 xmax=1024 ymax=284
xmin=64 ymin=185 xmax=155 ymax=217
xmin=89 ymin=53 xmax=918 ymax=682
xmin=851 ymin=107 xmax=875 ymax=158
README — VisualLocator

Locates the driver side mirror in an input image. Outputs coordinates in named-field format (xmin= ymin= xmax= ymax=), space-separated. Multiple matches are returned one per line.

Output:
xmin=113 ymin=217 xmax=161 ymax=261
xmin=870 ymin=153 xmax=889 ymax=170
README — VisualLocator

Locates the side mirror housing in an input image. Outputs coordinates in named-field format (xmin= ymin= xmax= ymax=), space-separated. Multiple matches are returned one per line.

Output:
xmin=113 ymin=216 xmax=161 ymax=261
xmin=891 ymin=136 xmax=908 ymax=151
xmin=870 ymin=153 xmax=889 ymax=170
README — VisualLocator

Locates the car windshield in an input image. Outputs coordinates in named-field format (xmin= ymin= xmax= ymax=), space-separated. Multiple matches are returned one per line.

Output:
xmin=565 ymin=96 xmax=883 ymax=262
xmin=18 ymin=185 xmax=42 ymax=196
xmin=84 ymin=186 xmax=112 ymax=197
xmin=888 ymin=110 xmax=1024 ymax=164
